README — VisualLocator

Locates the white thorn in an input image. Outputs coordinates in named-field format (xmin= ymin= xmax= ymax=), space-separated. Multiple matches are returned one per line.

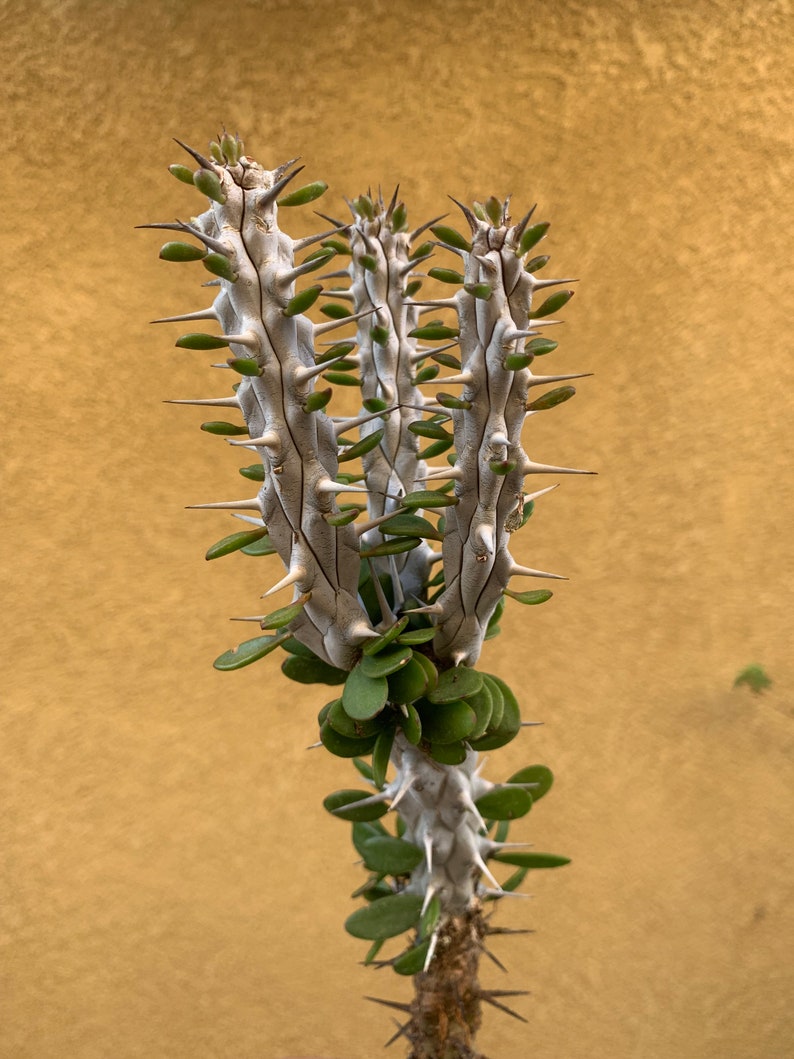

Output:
xmin=262 ymin=565 xmax=306 ymax=598
xmin=524 ymin=484 xmax=559 ymax=503
xmin=474 ymin=851 xmax=503 ymax=891
xmin=316 ymin=478 xmax=370 ymax=496
xmin=527 ymin=372 xmax=593 ymax=388
xmin=150 ymin=307 xmax=218 ymax=324
xmin=291 ymin=225 xmax=348 ymax=253
xmin=220 ymin=331 xmax=259 ymax=349
xmin=423 ymin=929 xmax=440 ymax=972
xmin=228 ymin=431 xmax=280 ymax=448
xmin=419 ymin=371 xmax=472 ymax=386
xmin=509 ymin=563 xmax=567 ymax=581
xmin=231 ymin=513 xmax=266 ymax=527
xmin=186 ymin=499 xmax=261 ymax=511
xmin=164 ymin=396 xmax=241 ymax=407
xmin=348 ymin=621 xmax=381 ymax=641
xmin=420 ymin=883 xmax=437 ymax=917
xmin=407 ymin=603 xmax=444 ymax=616
xmin=423 ymin=832 xmax=434 ymax=874
xmin=313 ymin=306 xmax=378 ymax=337
xmin=523 ymin=459 xmax=596 ymax=475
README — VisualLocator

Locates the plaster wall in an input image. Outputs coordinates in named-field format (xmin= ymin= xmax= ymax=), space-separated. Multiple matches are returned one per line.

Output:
xmin=2 ymin=2 xmax=792 ymax=1057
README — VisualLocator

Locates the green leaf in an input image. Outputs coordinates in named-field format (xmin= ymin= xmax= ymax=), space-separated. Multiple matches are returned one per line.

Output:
xmin=361 ymin=645 xmax=413 ymax=679
xmin=193 ymin=167 xmax=226 ymax=204
xmin=168 ymin=163 xmax=195 ymax=185
xmin=526 ymin=337 xmax=558 ymax=357
xmin=481 ymin=673 xmax=504 ymax=729
xmin=370 ymin=324 xmax=390 ymax=345
xmin=259 ymin=596 xmax=309 ymax=630
xmin=227 ymin=357 xmax=262 ymax=376
xmin=323 ymin=789 xmax=388 ymax=822
xmin=176 ymin=332 xmax=230 ymax=350
xmin=464 ymin=282 xmax=492 ymax=300
xmin=475 ymin=786 xmax=532 ymax=820
xmin=485 ymin=196 xmax=503 ymax=226
xmin=362 ymin=835 xmax=423 ymax=876
xmin=503 ymin=589 xmax=554 ymax=606
xmin=387 ymin=657 xmax=429 ymax=705
xmin=409 ymin=241 xmax=433 ymax=261
xmin=417 ymin=699 xmax=476 ymax=744
xmin=200 ymin=420 xmax=248 ymax=435
xmin=428 ymin=667 xmax=483 ymax=703
xmin=525 ymin=254 xmax=550 ymax=273
xmin=414 ymin=365 xmax=440 ymax=385
xmin=379 ymin=513 xmax=443 ymax=541
xmin=408 ymin=323 xmax=460 ymax=341
xmin=402 ymin=489 xmax=459 ymax=509
xmin=281 ymin=655 xmax=347 ymax=685
xmin=362 ymin=616 xmax=410 ymax=656
xmin=320 ymin=303 xmax=352 ymax=319
xmin=321 ymin=238 xmax=352 ymax=255
xmin=411 ymin=652 xmax=438 ymax=695
xmin=360 ymin=253 xmax=378 ymax=272
xmin=517 ymin=222 xmax=549 ymax=257
xmin=302 ymin=387 xmax=333 ymax=413
xmin=352 ymin=757 xmax=375 ymax=784
xmin=323 ymin=508 xmax=359 ymax=527
xmin=508 ymin=764 xmax=554 ymax=802
xmin=733 ymin=664 xmax=773 ymax=694
xmin=432 ymin=352 xmax=461 ymax=369
xmin=327 ymin=698 xmax=382 ymax=739
xmin=403 ymin=279 xmax=422 ymax=298
xmin=430 ymin=225 xmax=471 ymax=252
xmin=240 ymin=533 xmax=277 ymax=555
xmin=363 ymin=397 xmax=389 ymax=414
xmin=435 ymin=391 xmax=472 ymax=410
xmin=299 ymin=247 xmax=336 ymax=273
xmin=420 ymin=892 xmax=441 ymax=938
xmin=355 ymin=195 xmax=375 ymax=220
xmin=342 ymin=665 xmax=389 ymax=720
xmin=396 ymin=627 xmax=436 ymax=645
xmin=530 ymin=289 xmax=574 ymax=319
xmin=283 ymin=284 xmax=322 ymax=317
xmin=319 ymin=721 xmax=378 ymax=759
xmin=488 ymin=458 xmax=517 ymax=476
xmin=372 ymin=726 xmax=395 ymax=789
xmin=323 ymin=371 xmax=362 ymax=386
xmin=469 ymin=674 xmax=521 ymax=751
xmin=492 ymin=851 xmax=570 ymax=869
xmin=213 ymin=633 xmax=290 ymax=671
xmin=238 ymin=463 xmax=265 ymax=482
xmin=408 ymin=421 xmax=452 ymax=442
xmin=205 ymin=527 xmax=268 ymax=560
xmin=427 ymin=740 xmax=468 ymax=764
xmin=391 ymin=203 xmax=408 ymax=232
xmin=352 ymin=818 xmax=389 ymax=859
xmin=202 ymin=253 xmax=237 ymax=282
xmin=501 ymin=866 xmax=530 ymax=892
xmin=337 ymin=428 xmax=385 ymax=463
xmin=345 ymin=892 xmax=423 ymax=941
xmin=465 ymin=681 xmax=494 ymax=740
xmin=277 ymin=180 xmax=328 ymax=207
xmin=526 ymin=386 xmax=576 ymax=412
xmin=361 ymin=537 xmax=422 ymax=558
xmin=428 ymin=267 xmax=464 ymax=285
xmin=393 ymin=938 xmax=431 ymax=976
xmin=503 ymin=352 xmax=533 ymax=371
xmin=159 ymin=241 xmax=206 ymax=262
xmin=399 ymin=701 xmax=422 ymax=744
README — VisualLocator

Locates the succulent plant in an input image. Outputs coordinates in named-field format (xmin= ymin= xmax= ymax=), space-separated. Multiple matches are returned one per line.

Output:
xmin=145 ymin=133 xmax=592 ymax=1059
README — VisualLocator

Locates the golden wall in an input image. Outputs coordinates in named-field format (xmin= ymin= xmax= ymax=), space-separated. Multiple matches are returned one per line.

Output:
xmin=2 ymin=1 xmax=792 ymax=1057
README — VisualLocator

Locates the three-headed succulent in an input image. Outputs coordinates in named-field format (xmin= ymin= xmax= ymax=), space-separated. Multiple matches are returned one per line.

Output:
xmin=147 ymin=133 xmax=588 ymax=998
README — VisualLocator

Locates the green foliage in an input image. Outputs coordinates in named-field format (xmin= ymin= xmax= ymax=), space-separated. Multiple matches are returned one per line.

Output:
xmin=734 ymin=664 xmax=773 ymax=694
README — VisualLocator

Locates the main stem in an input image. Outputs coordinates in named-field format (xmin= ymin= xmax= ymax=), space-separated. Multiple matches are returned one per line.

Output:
xmin=407 ymin=903 xmax=488 ymax=1059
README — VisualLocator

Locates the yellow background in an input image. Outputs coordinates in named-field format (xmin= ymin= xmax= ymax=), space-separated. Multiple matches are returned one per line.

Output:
xmin=2 ymin=1 xmax=793 ymax=1057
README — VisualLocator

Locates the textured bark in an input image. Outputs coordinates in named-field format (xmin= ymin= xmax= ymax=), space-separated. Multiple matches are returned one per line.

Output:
xmin=407 ymin=904 xmax=488 ymax=1059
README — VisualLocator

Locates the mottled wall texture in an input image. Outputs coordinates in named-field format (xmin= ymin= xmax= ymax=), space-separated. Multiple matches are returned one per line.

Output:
xmin=2 ymin=1 xmax=792 ymax=1057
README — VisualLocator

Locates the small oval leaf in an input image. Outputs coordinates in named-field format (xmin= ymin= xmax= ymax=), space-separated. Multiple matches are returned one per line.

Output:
xmin=344 ymin=893 xmax=423 ymax=941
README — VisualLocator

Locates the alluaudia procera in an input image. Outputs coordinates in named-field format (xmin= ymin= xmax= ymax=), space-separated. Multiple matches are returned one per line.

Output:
xmin=147 ymin=133 xmax=591 ymax=1059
